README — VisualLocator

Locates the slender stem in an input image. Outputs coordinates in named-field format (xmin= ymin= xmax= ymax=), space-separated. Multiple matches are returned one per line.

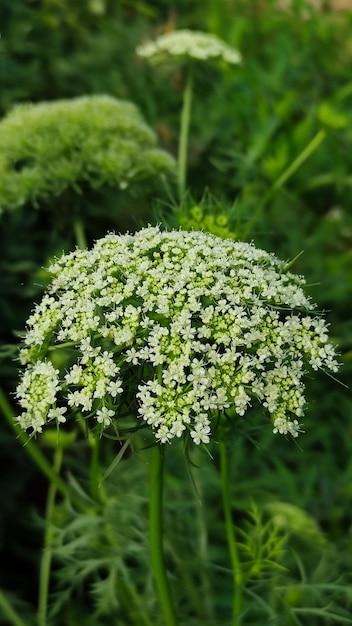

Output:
xmin=191 ymin=450 xmax=214 ymax=619
xmin=37 ymin=446 xmax=63 ymax=626
xmin=73 ymin=216 xmax=87 ymax=250
xmin=0 ymin=590 xmax=28 ymax=626
xmin=89 ymin=433 xmax=102 ymax=502
xmin=243 ymin=128 xmax=327 ymax=240
xmin=178 ymin=71 xmax=193 ymax=202
xmin=149 ymin=445 xmax=178 ymax=626
xmin=117 ymin=578 xmax=154 ymax=626
xmin=272 ymin=128 xmax=327 ymax=191
xmin=0 ymin=388 xmax=70 ymax=500
xmin=219 ymin=439 xmax=243 ymax=625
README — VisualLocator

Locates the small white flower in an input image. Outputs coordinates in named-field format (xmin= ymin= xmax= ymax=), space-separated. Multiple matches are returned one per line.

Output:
xmin=65 ymin=364 xmax=83 ymax=385
xmin=273 ymin=417 xmax=303 ymax=438
xmin=48 ymin=406 xmax=67 ymax=423
xmin=170 ymin=421 xmax=186 ymax=437
xmin=96 ymin=407 xmax=115 ymax=427
xmin=190 ymin=422 xmax=211 ymax=445
xmin=156 ymin=424 xmax=173 ymax=444
xmin=107 ymin=380 xmax=123 ymax=397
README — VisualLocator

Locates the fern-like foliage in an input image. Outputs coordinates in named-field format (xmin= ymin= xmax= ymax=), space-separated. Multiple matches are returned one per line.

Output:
xmin=239 ymin=503 xmax=352 ymax=625
xmin=236 ymin=502 xmax=288 ymax=581
xmin=47 ymin=458 xmax=155 ymax=626
xmin=49 ymin=461 xmax=156 ymax=626
xmin=0 ymin=95 xmax=176 ymax=211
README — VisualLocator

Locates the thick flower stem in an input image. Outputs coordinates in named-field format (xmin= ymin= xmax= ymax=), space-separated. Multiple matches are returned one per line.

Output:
xmin=178 ymin=71 xmax=193 ymax=202
xmin=219 ymin=439 xmax=243 ymax=625
xmin=37 ymin=445 xmax=63 ymax=626
xmin=149 ymin=445 xmax=179 ymax=626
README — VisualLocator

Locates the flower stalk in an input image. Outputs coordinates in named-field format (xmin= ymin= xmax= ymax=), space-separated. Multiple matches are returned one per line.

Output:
xmin=245 ymin=128 xmax=328 ymax=238
xmin=219 ymin=437 xmax=243 ymax=625
xmin=37 ymin=445 xmax=63 ymax=626
xmin=73 ymin=216 xmax=87 ymax=250
xmin=149 ymin=444 xmax=179 ymax=626
xmin=136 ymin=29 xmax=241 ymax=201
xmin=178 ymin=71 xmax=193 ymax=201
xmin=272 ymin=128 xmax=327 ymax=192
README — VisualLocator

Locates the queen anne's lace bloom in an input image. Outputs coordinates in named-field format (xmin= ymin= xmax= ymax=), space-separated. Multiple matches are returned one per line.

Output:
xmin=15 ymin=226 xmax=338 ymax=443
xmin=137 ymin=30 xmax=241 ymax=66
xmin=0 ymin=96 xmax=176 ymax=212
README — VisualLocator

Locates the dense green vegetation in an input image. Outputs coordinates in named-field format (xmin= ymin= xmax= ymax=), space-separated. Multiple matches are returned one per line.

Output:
xmin=0 ymin=1 xmax=351 ymax=625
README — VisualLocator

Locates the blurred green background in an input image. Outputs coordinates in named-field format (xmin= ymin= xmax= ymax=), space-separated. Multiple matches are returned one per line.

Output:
xmin=0 ymin=1 xmax=351 ymax=624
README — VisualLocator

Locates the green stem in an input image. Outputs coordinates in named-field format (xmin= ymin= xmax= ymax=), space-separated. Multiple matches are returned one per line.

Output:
xmin=149 ymin=445 xmax=178 ymax=626
xmin=190 ymin=450 xmax=214 ymax=619
xmin=75 ymin=415 xmax=103 ymax=502
xmin=73 ymin=216 xmax=87 ymax=250
xmin=178 ymin=71 xmax=193 ymax=202
xmin=89 ymin=433 xmax=102 ymax=502
xmin=0 ymin=590 xmax=28 ymax=626
xmin=37 ymin=446 xmax=63 ymax=626
xmin=117 ymin=578 xmax=154 ymax=626
xmin=271 ymin=128 xmax=327 ymax=191
xmin=0 ymin=388 xmax=70 ymax=500
xmin=243 ymin=127 xmax=327 ymax=240
xmin=219 ymin=439 xmax=243 ymax=625
xmin=73 ymin=411 xmax=102 ymax=501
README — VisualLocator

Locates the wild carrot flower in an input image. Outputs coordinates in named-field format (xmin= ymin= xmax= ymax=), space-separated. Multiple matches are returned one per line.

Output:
xmin=136 ymin=30 xmax=241 ymax=66
xmin=15 ymin=226 xmax=338 ymax=443
xmin=137 ymin=30 xmax=241 ymax=201
xmin=0 ymin=95 xmax=175 ymax=212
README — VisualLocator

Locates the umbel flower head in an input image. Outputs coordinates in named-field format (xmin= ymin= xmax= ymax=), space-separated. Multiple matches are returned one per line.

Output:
xmin=16 ymin=226 xmax=338 ymax=444
xmin=136 ymin=29 xmax=242 ymax=67
xmin=0 ymin=95 xmax=175 ymax=212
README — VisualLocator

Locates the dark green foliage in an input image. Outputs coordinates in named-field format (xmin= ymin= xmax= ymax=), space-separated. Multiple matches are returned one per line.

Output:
xmin=0 ymin=1 xmax=352 ymax=625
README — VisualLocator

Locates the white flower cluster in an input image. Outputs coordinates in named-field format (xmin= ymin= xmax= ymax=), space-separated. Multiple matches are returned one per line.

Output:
xmin=16 ymin=226 xmax=338 ymax=444
xmin=137 ymin=30 xmax=241 ymax=66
